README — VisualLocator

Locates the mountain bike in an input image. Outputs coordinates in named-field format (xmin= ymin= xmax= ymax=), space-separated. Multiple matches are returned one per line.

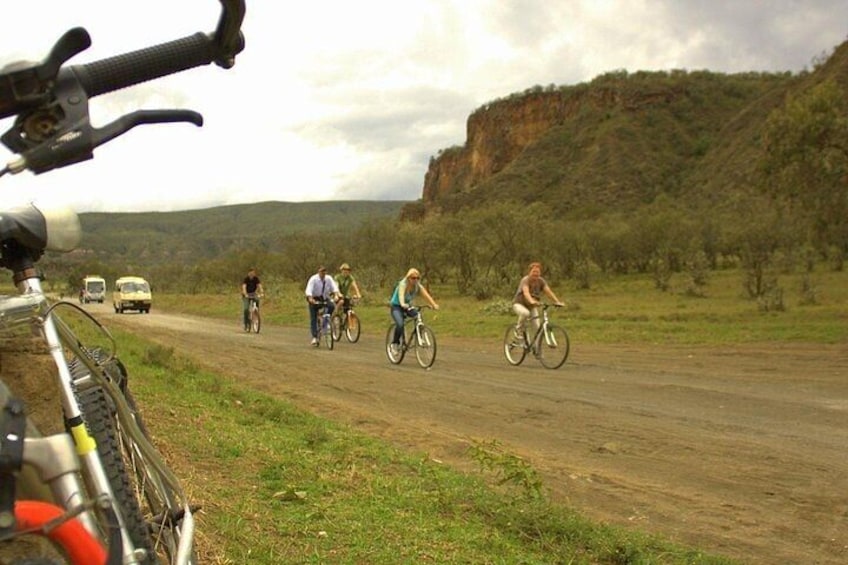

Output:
xmin=331 ymin=297 xmax=361 ymax=343
xmin=503 ymin=303 xmax=570 ymax=369
xmin=0 ymin=2 xmax=245 ymax=563
xmin=245 ymin=293 xmax=262 ymax=333
xmin=385 ymin=305 xmax=437 ymax=369
xmin=314 ymin=301 xmax=334 ymax=350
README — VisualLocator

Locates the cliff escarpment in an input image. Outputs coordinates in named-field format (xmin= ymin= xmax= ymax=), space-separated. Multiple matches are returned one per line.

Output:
xmin=412 ymin=68 xmax=805 ymax=218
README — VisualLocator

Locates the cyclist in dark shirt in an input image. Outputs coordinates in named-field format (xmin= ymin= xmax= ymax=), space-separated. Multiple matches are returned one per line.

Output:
xmin=241 ymin=267 xmax=264 ymax=331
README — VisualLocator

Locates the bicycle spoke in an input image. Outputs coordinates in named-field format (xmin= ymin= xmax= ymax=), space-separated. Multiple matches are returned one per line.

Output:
xmin=385 ymin=324 xmax=404 ymax=364
xmin=503 ymin=326 xmax=528 ymax=366
xmin=538 ymin=324 xmax=570 ymax=369
xmin=414 ymin=326 xmax=437 ymax=368
xmin=346 ymin=312 xmax=361 ymax=343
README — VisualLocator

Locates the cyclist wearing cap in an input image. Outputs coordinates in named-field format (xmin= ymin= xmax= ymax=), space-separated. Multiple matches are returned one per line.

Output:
xmin=334 ymin=262 xmax=362 ymax=315
xmin=305 ymin=265 xmax=339 ymax=346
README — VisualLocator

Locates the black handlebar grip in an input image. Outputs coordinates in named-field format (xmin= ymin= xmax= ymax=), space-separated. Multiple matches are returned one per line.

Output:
xmin=71 ymin=32 xmax=216 ymax=98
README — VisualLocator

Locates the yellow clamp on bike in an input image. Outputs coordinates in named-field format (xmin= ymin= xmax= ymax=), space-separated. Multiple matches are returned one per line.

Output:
xmin=68 ymin=418 xmax=97 ymax=455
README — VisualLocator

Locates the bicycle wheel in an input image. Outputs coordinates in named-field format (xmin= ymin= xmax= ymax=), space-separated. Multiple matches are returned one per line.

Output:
xmin=538 ymin=324 xmax=570 ymax=369
xmin=414 ymin=325 xmax=437 ymax=369
xmin=250 ymin=307 xmax=261 ymax=334
xmin=503 ymin=326 xmax=528 ymax=366
xmin=322 ymin=317 xmax=334 ymax=350
xmin=70 ymin=351 xmax=195 ymax=563
xmin=345 ymin=312 xmax=361 ymax=343
xmin=69 ymin=366 xmax=157 ymax=561
xmin=384 ymin=324 xmax=404 ymax=364
xmin=331 ymin=313 xmax=343 ymax=342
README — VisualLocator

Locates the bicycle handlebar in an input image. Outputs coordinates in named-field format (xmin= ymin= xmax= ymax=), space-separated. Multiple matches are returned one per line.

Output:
xmin=0 ymin=0 xmax=245 ymax=176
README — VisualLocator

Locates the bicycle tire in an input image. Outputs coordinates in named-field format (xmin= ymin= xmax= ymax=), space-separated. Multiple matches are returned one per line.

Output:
xmin=538 ymin=324 xmax=570 ymax=369
xmin=345 ymin=312 xmax=361 ymax=343
xmin=322 ymin=317 xmax=334 ymax=350
xmin=70 ymin=351 xmax=194 ymax=564
xmin=250 ymin=307 xmax=261 ymax=333
xmin=503 ymin=326 xmax=528 ymax=366
xmin=384 ymin=324 xmax=404 ymax=364
xmin=331 ymin=314 xmax=343 ymax=342
xmin=70 ymin=380 xmax=157 ymax=562
xmin=414 ymin=325 xmax=437 ymax=369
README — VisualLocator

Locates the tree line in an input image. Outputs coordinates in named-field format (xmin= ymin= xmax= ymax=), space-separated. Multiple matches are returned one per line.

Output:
xmin=43 ymin=78 xmax=846 ymax=307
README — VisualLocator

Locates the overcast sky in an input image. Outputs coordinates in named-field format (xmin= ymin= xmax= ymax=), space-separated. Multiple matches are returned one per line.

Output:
xmin=1 ymin=1 xmax=846 ymax=212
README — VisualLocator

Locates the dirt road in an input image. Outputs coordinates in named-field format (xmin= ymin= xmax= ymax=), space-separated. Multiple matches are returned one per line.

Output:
xmin=101 ymin=305 xmax=848 ymax=564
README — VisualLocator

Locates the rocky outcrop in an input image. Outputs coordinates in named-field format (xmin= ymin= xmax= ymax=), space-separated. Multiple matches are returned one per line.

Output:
xmin=421 ymin=83 xmax=686 ymax=204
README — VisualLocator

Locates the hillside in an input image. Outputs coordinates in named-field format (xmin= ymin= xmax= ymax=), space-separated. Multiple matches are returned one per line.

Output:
xmin=79 ymin=200 xmax=407 ymax=263
xmin=407 ymin=40 xmax=848 ymax=219
xmin=45 ymin=41 xmax=848 ymax=292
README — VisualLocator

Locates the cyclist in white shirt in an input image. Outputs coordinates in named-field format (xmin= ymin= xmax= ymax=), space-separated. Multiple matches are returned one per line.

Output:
xmin=304 ymin=265 xmax=339 ymax=345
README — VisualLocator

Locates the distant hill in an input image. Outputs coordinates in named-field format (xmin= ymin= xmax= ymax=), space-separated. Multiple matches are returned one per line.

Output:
xmin=60 ymin=40 xmax=848 ymax=282
xmin=79 ymin=200 xmax=407 ymax=264
xmin=406 ymin=40 xmax=848 ymax=220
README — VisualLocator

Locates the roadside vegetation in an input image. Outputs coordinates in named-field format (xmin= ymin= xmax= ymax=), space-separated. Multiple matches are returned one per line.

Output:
xmin=113 ymin=327 xmax=737 ymax=564
xmin=153 ymin=266 xmax=847 ymax=345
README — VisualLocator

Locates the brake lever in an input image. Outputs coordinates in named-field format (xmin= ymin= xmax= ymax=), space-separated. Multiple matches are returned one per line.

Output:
xmin=92 ymin=109 xmax=203 ymax=147
xmin=5 ymin=109 xmax=202 ymax=176
xmin=0 ymin=28 xmax=91 ymax=121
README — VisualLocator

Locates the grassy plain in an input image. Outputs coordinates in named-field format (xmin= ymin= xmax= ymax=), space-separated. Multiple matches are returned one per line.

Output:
xmin=155 ymin=268 xmax=848 ymax=345
xmin=111 ymin=267 xmax=846 ymax=562
xmin=115 ymin=329 xmax=735 ymax=564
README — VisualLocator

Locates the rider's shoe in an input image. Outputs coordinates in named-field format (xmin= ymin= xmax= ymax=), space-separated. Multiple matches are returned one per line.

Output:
xmin=311 ymin=337 xmax=319 ymax=346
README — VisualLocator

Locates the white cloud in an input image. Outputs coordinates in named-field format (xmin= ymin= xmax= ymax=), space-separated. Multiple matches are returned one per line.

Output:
xmin=1 ymin=0 xmax=846 ymax=212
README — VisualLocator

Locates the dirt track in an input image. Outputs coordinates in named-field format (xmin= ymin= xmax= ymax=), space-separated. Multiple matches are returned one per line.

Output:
xmin=100 ymin=305 xmax=848 ymax=564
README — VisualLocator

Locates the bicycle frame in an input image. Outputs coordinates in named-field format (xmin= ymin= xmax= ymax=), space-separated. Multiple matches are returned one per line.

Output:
xmin=2 ymin=270 xmax=195 ymax=563
xmin=385 ymin=306 xmax=436 ymax=368
xmin=0 ymin=3 xmax=245 ymax=559
xmin=313 ymin=301 xmax=334 ymax=349
xmin=525 ymin=307 xmax=553 ymax=352
xmin=405 ymin=312 xmax=427 ymax=349
xmin=503 ymin=303 xmax=569 ymax=370
xmin=332 ymin=297 xmax=360 ymax=343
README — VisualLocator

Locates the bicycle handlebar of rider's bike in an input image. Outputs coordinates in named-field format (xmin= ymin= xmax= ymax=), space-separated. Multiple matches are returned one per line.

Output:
xmin=0 ymin=0 xmax=245 ymax=176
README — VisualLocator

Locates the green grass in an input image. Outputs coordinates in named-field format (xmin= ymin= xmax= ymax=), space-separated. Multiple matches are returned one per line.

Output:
xmin=105 ymin=266 xmax=844 ymax=562
xmin=154 ymin=267 xmax=848 ymax=345
xmin=114 ymin=332 xmax=736 ymax=564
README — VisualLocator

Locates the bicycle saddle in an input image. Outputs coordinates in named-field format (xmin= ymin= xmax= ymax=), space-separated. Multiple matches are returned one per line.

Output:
xmin=0 ymin=203 xmax=80 ymax=254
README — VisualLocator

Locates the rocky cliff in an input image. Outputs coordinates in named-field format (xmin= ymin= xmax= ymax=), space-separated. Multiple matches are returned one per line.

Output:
xmin=421 ymin=80 xmax=688 ymax=204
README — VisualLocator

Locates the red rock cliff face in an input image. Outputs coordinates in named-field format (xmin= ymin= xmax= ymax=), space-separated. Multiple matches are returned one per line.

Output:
xmin=421 ymin=85 xmax=679 ymax=204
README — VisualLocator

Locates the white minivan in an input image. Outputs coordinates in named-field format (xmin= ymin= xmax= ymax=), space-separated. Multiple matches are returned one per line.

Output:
xmin=81 ymin=275 xmax=106 ymax=303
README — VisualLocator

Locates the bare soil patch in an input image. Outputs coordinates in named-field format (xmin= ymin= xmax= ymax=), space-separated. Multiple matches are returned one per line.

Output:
xmin=5 ymin=304 xmax=847 ymax=564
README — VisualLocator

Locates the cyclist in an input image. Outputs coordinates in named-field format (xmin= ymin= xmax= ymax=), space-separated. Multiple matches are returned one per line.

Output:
xmin=241 ymin=267 xmax=264 ymax=332
xmin=512 ymin=261 xmax=564 ymax=337
xmin=388 ymin=267 xmax=439 ymax=355
xmin=334 ymin=262 xmax=362 ymax=314
xmin=305 ymin=265 xmax=339 ymax=346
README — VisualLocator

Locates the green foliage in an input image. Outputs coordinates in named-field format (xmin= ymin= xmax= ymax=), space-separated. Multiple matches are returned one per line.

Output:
xmin=762 ymin=79 xmax=848 ymax=253
xmin=468 ymin=439 xmax=544 ymax=500
xmin=111 ymin=328 xmax=735 ymax=564
xmin=40 ymin=44 xmax=848 ymax=312
xmin=153 ymin=265 xmax=848 ymax=345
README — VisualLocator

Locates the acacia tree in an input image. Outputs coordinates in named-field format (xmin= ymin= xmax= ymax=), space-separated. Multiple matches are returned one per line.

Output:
xmin=762 ymin=79 xmax=848 ymax=261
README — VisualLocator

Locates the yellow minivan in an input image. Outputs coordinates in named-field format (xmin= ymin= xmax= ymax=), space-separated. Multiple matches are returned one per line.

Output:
xmin=113 ymin=276 xmax=152 ymax=314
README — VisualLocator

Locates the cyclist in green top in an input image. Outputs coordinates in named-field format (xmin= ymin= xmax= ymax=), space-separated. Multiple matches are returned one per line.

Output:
xmin=334 ymin=262 xmax=362 ymax=314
